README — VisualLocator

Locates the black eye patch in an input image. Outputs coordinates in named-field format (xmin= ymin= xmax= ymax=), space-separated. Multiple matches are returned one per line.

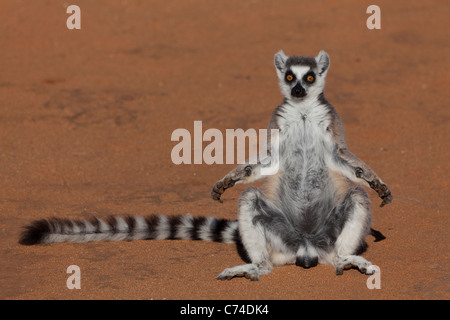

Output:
xmin=285 ymin=71 xmax=296 ymax=82
xmin=303 ymin=72 xmax=316 ymax=84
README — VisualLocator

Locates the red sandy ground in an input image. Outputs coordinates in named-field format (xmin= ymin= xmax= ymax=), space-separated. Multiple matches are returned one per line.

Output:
xmin=0 ymin=0 xmax=448 ymax=300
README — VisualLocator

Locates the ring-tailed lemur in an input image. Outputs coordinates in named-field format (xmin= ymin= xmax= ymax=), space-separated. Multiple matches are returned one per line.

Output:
xmin=19 ymin=50 xmax=392 ymax=281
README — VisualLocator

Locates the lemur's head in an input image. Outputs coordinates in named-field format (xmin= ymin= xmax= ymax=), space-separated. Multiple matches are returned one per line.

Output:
xmin=274 ymin=50 xmax=329 ymax=101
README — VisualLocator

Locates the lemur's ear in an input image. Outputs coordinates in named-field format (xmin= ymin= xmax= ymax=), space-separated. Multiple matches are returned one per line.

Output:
xmin=315 ymin=50 xmax=330 ymax=76
xmin=274 ymin=50 xmax=288 ymax=79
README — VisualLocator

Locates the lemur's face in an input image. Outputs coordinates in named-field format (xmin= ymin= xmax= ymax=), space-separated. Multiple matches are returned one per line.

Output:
xmin=284 ymin=66 xmax=317 ymax=99
xmin=274 ymin=50 xmax=330 ymax=101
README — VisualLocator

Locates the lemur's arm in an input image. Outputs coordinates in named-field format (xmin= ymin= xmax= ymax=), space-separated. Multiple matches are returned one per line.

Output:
xmin=211 ymin=162 xmax=261 ymax=202
xmin=211 ymin=145 xmax=279 ymax=202
xmin=211 ymin=115 xmax=280 ymax=202
xmin=329 ymin=109 xmax=393 ymax=207
xmin=335 ymin=148 xmax=392 ymax=207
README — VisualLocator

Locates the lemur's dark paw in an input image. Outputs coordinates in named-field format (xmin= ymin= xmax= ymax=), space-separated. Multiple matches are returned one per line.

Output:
xmin=368 ymin=179 xmax=392 ymax=207
xmin=211 ymin=177 xmax=236 ymax=202
xmin=211 ymin=181 xmax=224 ymax=202
xmin=380 ymin=190 xmax=393 ymax=207
xmin=223 ymin=176 xmax=236 ymax=188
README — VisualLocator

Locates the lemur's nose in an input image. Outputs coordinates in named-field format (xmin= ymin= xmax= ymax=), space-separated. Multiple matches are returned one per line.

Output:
xmin=291 ymin=83 xmax=305 ymax=98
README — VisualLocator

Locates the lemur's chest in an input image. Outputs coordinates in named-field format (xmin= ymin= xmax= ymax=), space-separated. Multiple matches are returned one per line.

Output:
xmin=278 ymin=102 xmax=333 ymax=152
xmin=272 ymin=102 xmax=336 ymax=205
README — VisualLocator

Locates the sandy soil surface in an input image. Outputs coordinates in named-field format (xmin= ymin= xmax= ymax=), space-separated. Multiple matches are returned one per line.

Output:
xmin=0 ymin=0 xmax=448 ymax=300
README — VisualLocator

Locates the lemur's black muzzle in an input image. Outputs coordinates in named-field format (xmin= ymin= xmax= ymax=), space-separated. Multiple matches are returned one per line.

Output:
xmin=291 ymin=83 xmax=306 ymax=98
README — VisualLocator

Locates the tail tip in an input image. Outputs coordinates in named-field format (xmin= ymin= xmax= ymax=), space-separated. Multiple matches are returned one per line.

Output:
xmin=19 ymin=219 xmax=50 ymax=245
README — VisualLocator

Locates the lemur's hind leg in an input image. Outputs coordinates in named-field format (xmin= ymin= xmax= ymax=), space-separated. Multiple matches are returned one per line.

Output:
xmin=328 ymin=185 xmax=376 ymax=275
xmin=217 ymin=186 xmax=281 ymax=281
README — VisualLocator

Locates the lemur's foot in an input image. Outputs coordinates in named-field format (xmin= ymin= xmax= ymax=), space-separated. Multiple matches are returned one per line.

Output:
xmin=217 ymin=264 xmax=260 ymax=281
xmin=211 ymin=177 xmax=236 ymax=202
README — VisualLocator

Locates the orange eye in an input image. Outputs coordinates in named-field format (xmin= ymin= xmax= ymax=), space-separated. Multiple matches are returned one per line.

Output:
xmin=286 ymin=74 xmax=294 ymax=81
xmin=307 ymin=75 xmax=314 ymax=82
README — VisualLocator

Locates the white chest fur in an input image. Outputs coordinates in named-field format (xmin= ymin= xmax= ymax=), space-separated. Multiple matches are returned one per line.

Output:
xmin=278 ymin=100 xmax=332 ymax=148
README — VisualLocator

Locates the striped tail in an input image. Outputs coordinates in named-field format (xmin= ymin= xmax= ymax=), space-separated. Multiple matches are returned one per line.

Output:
xmin=19 ymin=215 xmax=240 ymax=246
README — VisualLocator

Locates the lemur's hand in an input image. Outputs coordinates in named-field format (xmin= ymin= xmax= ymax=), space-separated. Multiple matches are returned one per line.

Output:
xmin=355 ymin=167 xmax=393 ymax=207
xmin=369 ymin=179 xmax=393 ymax=207
xmin=211 ymin=166 xmax=252 ymax=202
xmin=211 ymin=177 xmax=236 ymax=202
